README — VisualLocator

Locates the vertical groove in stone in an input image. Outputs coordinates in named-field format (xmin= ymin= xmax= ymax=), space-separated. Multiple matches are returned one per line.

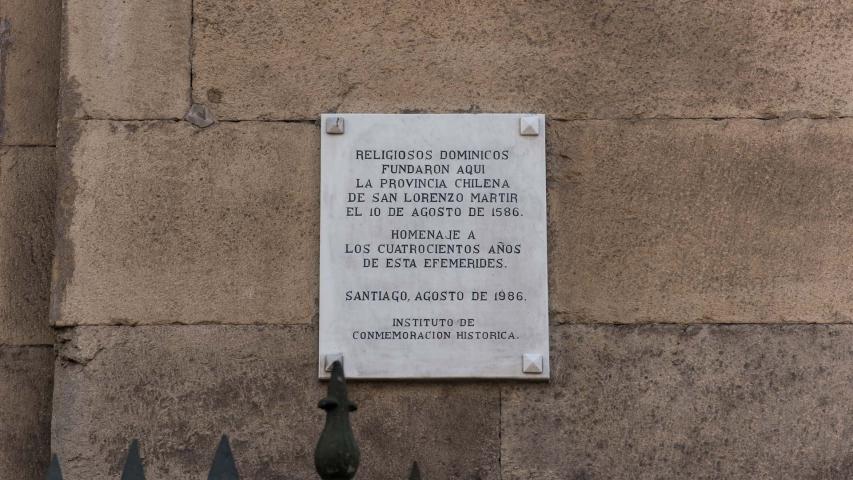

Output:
xmin=0 ymin=146 xmax=57 ymax=345
xmin=0 ymin=346 xmax=54 ymax=479
xmin=188 ymin=0 xmax=195 ymax=105
xmin=0 ymin=0 xmax=60 ymax=145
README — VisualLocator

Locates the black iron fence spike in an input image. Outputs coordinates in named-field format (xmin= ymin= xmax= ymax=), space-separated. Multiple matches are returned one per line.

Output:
xmin=408 ymin=461 xmax=422 ymax=480
xmin=46 ymin=454 xmax=63 ymax=480
xmin=315 ymin=360 xmax=360 ymax=480
xmin=208 ymin=434 xmax=239 ymax=480
xmin=121 ymin=439 xmax=145 ymax=480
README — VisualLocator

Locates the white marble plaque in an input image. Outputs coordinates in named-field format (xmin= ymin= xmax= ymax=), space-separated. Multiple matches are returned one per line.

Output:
xmin=319 ymin=114 xmax=548 ymax=379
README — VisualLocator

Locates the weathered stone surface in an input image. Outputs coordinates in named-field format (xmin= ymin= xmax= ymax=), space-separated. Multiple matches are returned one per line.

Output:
xmin=550 ymin=119 xmax=853 ymax=324
xmin=64 ymin=0 xmax=191 ymax=120
xmin=0 ymin=0 xmax=60 ymax=145
xmin=52 ymin=121 xmax=318 ymax=327
xmin=52 ymin=325 xmax=499 ymax=479
xmin=55 ymin=118 xmax=853 ymax=329
xmin=502 ymin=324 xmax=853 ymax=480
xmin=0 ymin=147 xmax=55 ymax=344
xmin=193 ymin=1 xmax=853 ymax=120
xmin=0 ymin=346 xmax=54 ymax=479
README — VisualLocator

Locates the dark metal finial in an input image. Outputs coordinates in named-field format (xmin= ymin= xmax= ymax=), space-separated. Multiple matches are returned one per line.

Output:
xmin=46 ymin=454 xmax=63 ymax=480
xmin=121 ymin=439 xmax=145 ymax=480
xmin=315 ymin=360 xmax=360 ymax=480
xmin=208 ymin=435 xmax=239 ymax=479
xmin=408 ymin=461 xmax=422 ymax=480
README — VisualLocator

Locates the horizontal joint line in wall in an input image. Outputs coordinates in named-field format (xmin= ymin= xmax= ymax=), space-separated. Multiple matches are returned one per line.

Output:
xmin=0 ymin=144 xmax=57 ymax=148
xmin=553 ymin=321 xmax=853 ymax=327
xmin=55 ymin=323 xmax=316 ymax=327
xmin=550 ymin=115 xmax=853 ymax=122
xmin=71 ymin=116 xmax=853 ymax=123
xmin=217 ymin=119 xmax=317 ymax=124
xmin=73 ymin=117 xmax=183 ymax=122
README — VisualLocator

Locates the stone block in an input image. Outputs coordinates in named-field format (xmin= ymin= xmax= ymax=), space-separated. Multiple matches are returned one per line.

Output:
xmin=0 ymin=147 xmax=55 ymax=344
xmin=52 ymin=121 xmax=319 ymax=327
xmin=51 ymin=325 xmax=500 ymax=479
xmin=64 ymin=0 xmax=191 ymax=119
xmin=0 ymin=0 xmax=60 ymax=145
xmin=549 ymin=119 xmax=853 ymax=323
xmin=502 ymin=324 xmax=853 ymax=479
xmin=193 ymin=1 xmax=853 ymax=120
xmin=0 ymin=346 xmax=54 ymax=479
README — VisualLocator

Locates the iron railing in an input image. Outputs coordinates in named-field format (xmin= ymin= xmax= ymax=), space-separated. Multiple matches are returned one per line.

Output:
xmin=46 ymin=361 xmax=424 ymax=479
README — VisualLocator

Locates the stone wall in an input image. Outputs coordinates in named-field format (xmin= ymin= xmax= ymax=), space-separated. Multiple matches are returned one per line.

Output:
xmin=39 ymin=0 xmax=853 ymax=478
xmin=0 ymin=0 xmax=59 ymax=478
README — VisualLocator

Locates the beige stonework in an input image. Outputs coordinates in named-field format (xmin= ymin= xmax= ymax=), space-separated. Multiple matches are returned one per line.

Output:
xmin=51 ymin=325 xmax=500 ymax=479
xmin=1 ymin=147 xmax=55 ymax=345
xmin=0 ymin=346 xmax=54 ymax=478
xmin=52 ymin=121 xmax=319 ymax=327
xmin=502 ymin=324 xmax=853 ymax=479
xmin=0 ymin=2 xmax=58 ymax=480
xmin=63 ymin=0 xmax=191 ymax=120
xmin=193 ymin=1 xmax=853 ymax=120
xmin=25 ymin=0 xmax=853 ymax=478
xmin=53 ymin=118 xmax=853 ymax=328
xmin=0 ymin=0 xmax=60 ymax=145
xmin=549 ymin=119 xmax=853 ymax=324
